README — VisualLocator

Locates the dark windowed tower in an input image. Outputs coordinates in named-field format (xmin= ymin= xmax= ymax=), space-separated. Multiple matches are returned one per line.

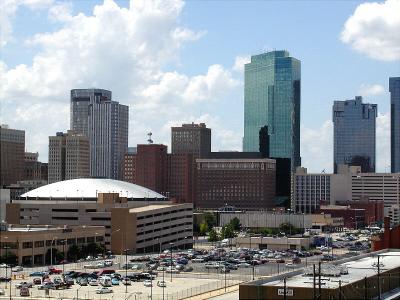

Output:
xmin=333 ymin=96 xmax=377 ymax=173
xmin=390 ymin=77 xmax=400 ymax=173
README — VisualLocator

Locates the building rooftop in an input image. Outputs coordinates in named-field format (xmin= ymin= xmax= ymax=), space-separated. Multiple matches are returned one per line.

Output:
xmin=262 ymin=251 xmax=400 ymax=289
xmin=129 ymin=204 xmax=181 ymax=213
xmin=20 ymin=178 xmax=166 ymax=200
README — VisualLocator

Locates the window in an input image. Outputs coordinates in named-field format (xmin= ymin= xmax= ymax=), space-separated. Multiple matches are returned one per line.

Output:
xmin=77 ymin=237 xmax=85 ymax=244
xmin=87 ymin=237 xmax=95 ymax=243
xmin=34 ymin=241 xmax=44 ymax=248
xmin=22 ymin=242 xmax=33 ymax=249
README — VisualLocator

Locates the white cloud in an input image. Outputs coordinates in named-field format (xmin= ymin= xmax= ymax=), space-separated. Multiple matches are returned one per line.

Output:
xmin=232 ymin=55 xmax=250 ymax=72
xmin=0 ymin=0 xmax=242 ymax=159
xmin=358 ymin=83 xmax=385 ymax=97
xmin=341 ymin=0 xmax=400 ymax=61
xmin=301 ymin=121 xmax=333 ymax=173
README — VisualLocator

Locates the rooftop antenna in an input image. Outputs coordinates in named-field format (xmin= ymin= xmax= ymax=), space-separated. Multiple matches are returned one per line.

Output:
xmin=147 ymin=132 xmax=153 ymax=144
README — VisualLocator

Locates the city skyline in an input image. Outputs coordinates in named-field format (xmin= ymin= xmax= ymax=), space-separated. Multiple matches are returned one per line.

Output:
xmin=1 ymin=0 xmax=399 ymax=172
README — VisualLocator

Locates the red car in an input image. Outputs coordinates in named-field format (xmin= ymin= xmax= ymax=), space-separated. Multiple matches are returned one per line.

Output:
xmin=48 ymin=267 xmax=62 ymax=274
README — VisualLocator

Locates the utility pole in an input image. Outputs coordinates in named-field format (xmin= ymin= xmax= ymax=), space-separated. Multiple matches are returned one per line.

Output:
xmin=313 ymin=264 xmax=316 ymax=300
xmin=318 ymin=261 xmax=322 ymax=300
xmin=339 ymin=280 xmax=342 ymax=300
xmin=377 ymin=256 xmax=381 ymax=300
xmin=283 ymin=277 xmax=287 ymax=300
xmin=364 ymin=276 xmax=368 ymax=300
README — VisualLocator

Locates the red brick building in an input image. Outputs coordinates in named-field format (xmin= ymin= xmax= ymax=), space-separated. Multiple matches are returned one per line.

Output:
xmin=122 ymin=152 xmax=136 ymax=184
xmin=168 ymin=153 xmax=194 ymax=203
xmin=337 ymin=200 xmax=384 ymax=225
xmin=318 ymin=205 xmax=365 ymax=229
xmin=372 ymin=217 xmax=400 ymax=251
xmin=195 ymin=158 xmax=276 ymax=209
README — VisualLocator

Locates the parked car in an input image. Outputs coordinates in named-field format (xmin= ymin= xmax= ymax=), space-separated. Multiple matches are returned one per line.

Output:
xmin=143 ymin=280 xmax=153 ymax=287
xmin=20 ymin=287 xmax=30 ymax=297
xmin=11 ymin=266 xmax=23 ymax=272
xmin=96 ymin=287 xmax=113 ymax=294
xmin=0 ymin=288 xmax=5 ymax=295
xmin=77 ymin=278 xmax=88 ymax=286
xmin=89 ymin=279 xmax=99 ymax=286
xmin=16 ymin=281 xmax=33 ymax=289
xmin=30 ymin=271 xmax=45 ymax=277
xmin=33 ymin=278 xmax=42 ymax=285
xmin=38 ymin=282 xmax=55 ymax=290
xmin=0 ymin=277 xmax=11 ymax=282
xmin=157 ymin=281 xmax=167 ymax=287
xmin=111 ymin=278 xmax=120 ymax=285
xmin=48 ymin=267 xmax=62 ymax=274
xmin=121 ymin=277 xmax=131 ymax=285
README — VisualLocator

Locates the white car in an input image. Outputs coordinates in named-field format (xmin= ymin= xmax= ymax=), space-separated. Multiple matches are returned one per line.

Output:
xmin=121 ymin=278 xmax=131 ymax=285
xmin=104 ymin=260 xmax=113 ymax=267
xmin=89 ymin=279 xmax=99 ymax=286
xmin=96 ymin=287 xmax=113 ymax=294
xmin=143 ymin=280 xmax=153 ymax=287
xmin=237 ymin=263 xmax=251 ymax=268
xmin=157 ymin=281 xmax=167 ymax=288
xmin=0 ymin=288 xmax=5 ymax=295
xmin=11 ymin=266 xmax=23 ymax=272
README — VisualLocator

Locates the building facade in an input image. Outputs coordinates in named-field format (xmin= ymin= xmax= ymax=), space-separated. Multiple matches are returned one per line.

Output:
xmin=70 ymin=89 xmax=129 ymax=179
xmin=390 ymin=77 xmax=400 ymax=173
xmin=0 ymin=125 xmax=25 ymax=187
xmin=0 ymin=223 xmax=105 ymax=266
xmin=171 ymin=123 xmax=211 ymax=158
xmin=333 ymin=96 xmax=377 ymax=173
xmin=122 ymin=148 xmax=137 ymax=184
xmin=168 ymin=153 xmax=195 ymax=203
xmin=243 ymin=50 xmax=301 ymax=170
xmin=196 ymin=158 xmax=276 ymax=209
xmin=48 ymin=131 xmax=90 ymax=184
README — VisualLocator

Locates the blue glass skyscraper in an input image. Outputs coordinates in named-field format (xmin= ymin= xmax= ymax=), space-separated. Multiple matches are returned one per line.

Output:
xmin=243 ymin=50 xmax=301 ymax=170
xmin=390 ymin=77 xmax=400 ymax=173
xmin=333 ymin=96 xmax=377 ymax=173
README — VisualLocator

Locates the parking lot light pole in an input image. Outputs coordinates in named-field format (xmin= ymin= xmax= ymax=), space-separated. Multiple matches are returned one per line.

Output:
xmin=50 ymin=236 xmax=57 ymax=266
xmin=169 ymin=242 xmax=174 ymax=282
xmin=125 ymin=248 xmax=129 ymax=295
xmin=61 ymin=239 xmax=66 ymax=275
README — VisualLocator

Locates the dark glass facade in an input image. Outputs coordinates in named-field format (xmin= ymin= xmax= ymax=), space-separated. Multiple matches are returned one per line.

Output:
xmin=390 ymin=77 xmax=400 ymax=173
xmin=243 ymin=50 xmax=301 ymax=170
xmin=333 ymin=96 xmax=377 ymax=173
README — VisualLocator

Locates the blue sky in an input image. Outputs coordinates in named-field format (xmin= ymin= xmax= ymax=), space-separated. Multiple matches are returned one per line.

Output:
xmin=1 ymin=0 xmax=399 ymax=172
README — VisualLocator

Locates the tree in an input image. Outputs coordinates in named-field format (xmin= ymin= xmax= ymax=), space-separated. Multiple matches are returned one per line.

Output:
xmin=208 ymin=229 xmax=220 ymax=242
xmin=67 ymin=245 xmax=81 ymax=261
xmin=204 ymin=212 xmax=216 ymax=229
xmin=221 ymin=224 xmax=235 ymax=239
xmin=199 ymin=222 xmax=209 ymax=236
xmin=279 ymin=223 xmax=300 ymax=235
xmin=229 ymin=217 xmax=241 ymax=231
xmin=0 ymin=251 xmax=17 ymax=265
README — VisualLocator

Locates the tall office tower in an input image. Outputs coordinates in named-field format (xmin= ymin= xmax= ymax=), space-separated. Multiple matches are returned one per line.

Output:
xmin=70 ymin=89 xmax=129 ymax=179
xmin=48 ymin=131 xmax=90 ymax=183
xmin=390 ymin=77 xmax=400 ymax=172
xmin=243 ymin=50 xmax=301 ymax=170
xmin=0 ymin=125 xmax=25 ymax=187
xmin=171 ymin=123 xmax=211 ymax=158
xmin=333 ymin=96 xmax=377 ymax=173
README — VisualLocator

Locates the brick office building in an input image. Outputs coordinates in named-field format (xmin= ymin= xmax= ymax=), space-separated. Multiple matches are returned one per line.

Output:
xmin=196 ymin=158 xmax=276 ymax=209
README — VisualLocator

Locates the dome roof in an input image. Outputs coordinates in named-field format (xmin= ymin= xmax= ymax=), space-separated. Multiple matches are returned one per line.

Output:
xmin=21 ymin=178 xmax=166 ymax=200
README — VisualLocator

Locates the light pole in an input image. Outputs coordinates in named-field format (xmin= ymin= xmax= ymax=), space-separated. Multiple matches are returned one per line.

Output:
xmin=3 ymin=245 xmax=11 ymax=300
xmin=61 ymin=239 xmax=66 ymax=275
xmin=110 ymin=228 xmax=120 ymax=265
xmin=124 ymin=248 xmax=129 ymax=295
xmin=169 ymin=242 xmax=174 ymax=282
xmin=50 ymin=236 xmax=57 ymax=266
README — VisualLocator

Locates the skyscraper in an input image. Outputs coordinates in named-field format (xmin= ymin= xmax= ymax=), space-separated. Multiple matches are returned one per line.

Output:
xmin=0 ymin=125 xmax=25 ymax=187
xmin=171 ymin=123 xmax=211 ymax=158
xmin=390 ymin=77 xmax=400 ymax=173
xmin=48 ymin=131 xmax=90 ymax=183
xmin=243 ymin=50 xmax=301 ymax=170
xmin=70 ymin=89 xmax=128 ymax=179
xmin=333 ymin=96 xmax=377 ymax=173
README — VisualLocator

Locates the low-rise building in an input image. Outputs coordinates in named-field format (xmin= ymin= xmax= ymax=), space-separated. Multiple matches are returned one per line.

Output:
xmin=240 ymin=250 xmax=400 ymax=300
xmin=0 ymin=223 xmax=105 ymax=266
xmin=234 ymin=236 xmax=310 ymax=250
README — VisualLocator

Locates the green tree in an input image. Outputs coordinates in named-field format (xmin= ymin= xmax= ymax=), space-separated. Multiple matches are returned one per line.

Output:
xmin=204 ymin=212 xmax=216 ymax=229
xmin=229 ymin=217 xmax=241 ymax=231
xmin=0 ymin=251 xmax=17 ymax=265
xmin=279 ymin=223 xmax=300 ymax=235
xmin=199 ymin=222 xmax=209 ymax=236
xmin=221 ymin=224 xmax=235 ymax=239
xmin=208 ymin=229 xmax=220 ymax=242
xmin=67 ymin=245 xmax=81 ymax=261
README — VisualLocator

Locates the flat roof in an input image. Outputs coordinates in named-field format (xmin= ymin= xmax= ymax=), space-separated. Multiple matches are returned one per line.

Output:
xmin=263 ymin=251 xmax=400 ymax=289
xmin=129 ymin=204 xmax=181 ymax=213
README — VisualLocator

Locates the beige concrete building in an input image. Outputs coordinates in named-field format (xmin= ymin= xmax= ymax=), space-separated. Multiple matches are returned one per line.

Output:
xmin=233 ymin=236 xmax=310 ymax=250
xmin=7 ymin=178 xmax=193 ymax=254
xmin=48 ymin=131 xmax=89 ymax=184
xmin=0 ymin=223 xmax=105 ymax=265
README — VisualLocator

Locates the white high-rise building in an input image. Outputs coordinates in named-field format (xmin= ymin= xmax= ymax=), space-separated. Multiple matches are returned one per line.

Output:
xmin=70 ymin=89 xmax=128 ymax=179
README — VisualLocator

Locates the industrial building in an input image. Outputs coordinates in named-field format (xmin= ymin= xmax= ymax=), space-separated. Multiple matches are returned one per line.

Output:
xmin=240 ymin=250 xmax=400 ymax=300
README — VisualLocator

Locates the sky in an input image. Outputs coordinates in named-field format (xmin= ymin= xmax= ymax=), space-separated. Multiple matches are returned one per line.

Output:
xmin=1 ymin=0 xmax=399 ymax=172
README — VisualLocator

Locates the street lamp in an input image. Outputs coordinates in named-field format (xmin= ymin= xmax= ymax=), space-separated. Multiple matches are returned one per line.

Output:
xmin=50 ymin=236 xmax=58 ymax=266
xmin=169 ymin=242 xmax=174 ymax=282
xmin=60 ymin=239 xmax=66 ymax=275
xmin=124 ymin=249 xmax=129 ymax=295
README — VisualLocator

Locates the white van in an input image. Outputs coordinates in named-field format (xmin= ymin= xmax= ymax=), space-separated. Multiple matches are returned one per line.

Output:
xmin=99 ymin=276 xmax=112 ymax=287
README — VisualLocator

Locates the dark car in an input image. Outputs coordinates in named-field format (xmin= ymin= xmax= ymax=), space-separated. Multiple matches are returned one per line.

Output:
xmin=0 ymin=277 xmax=11 ymax=282
xmin=33 ymin=278 xmax=42 ymax=285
